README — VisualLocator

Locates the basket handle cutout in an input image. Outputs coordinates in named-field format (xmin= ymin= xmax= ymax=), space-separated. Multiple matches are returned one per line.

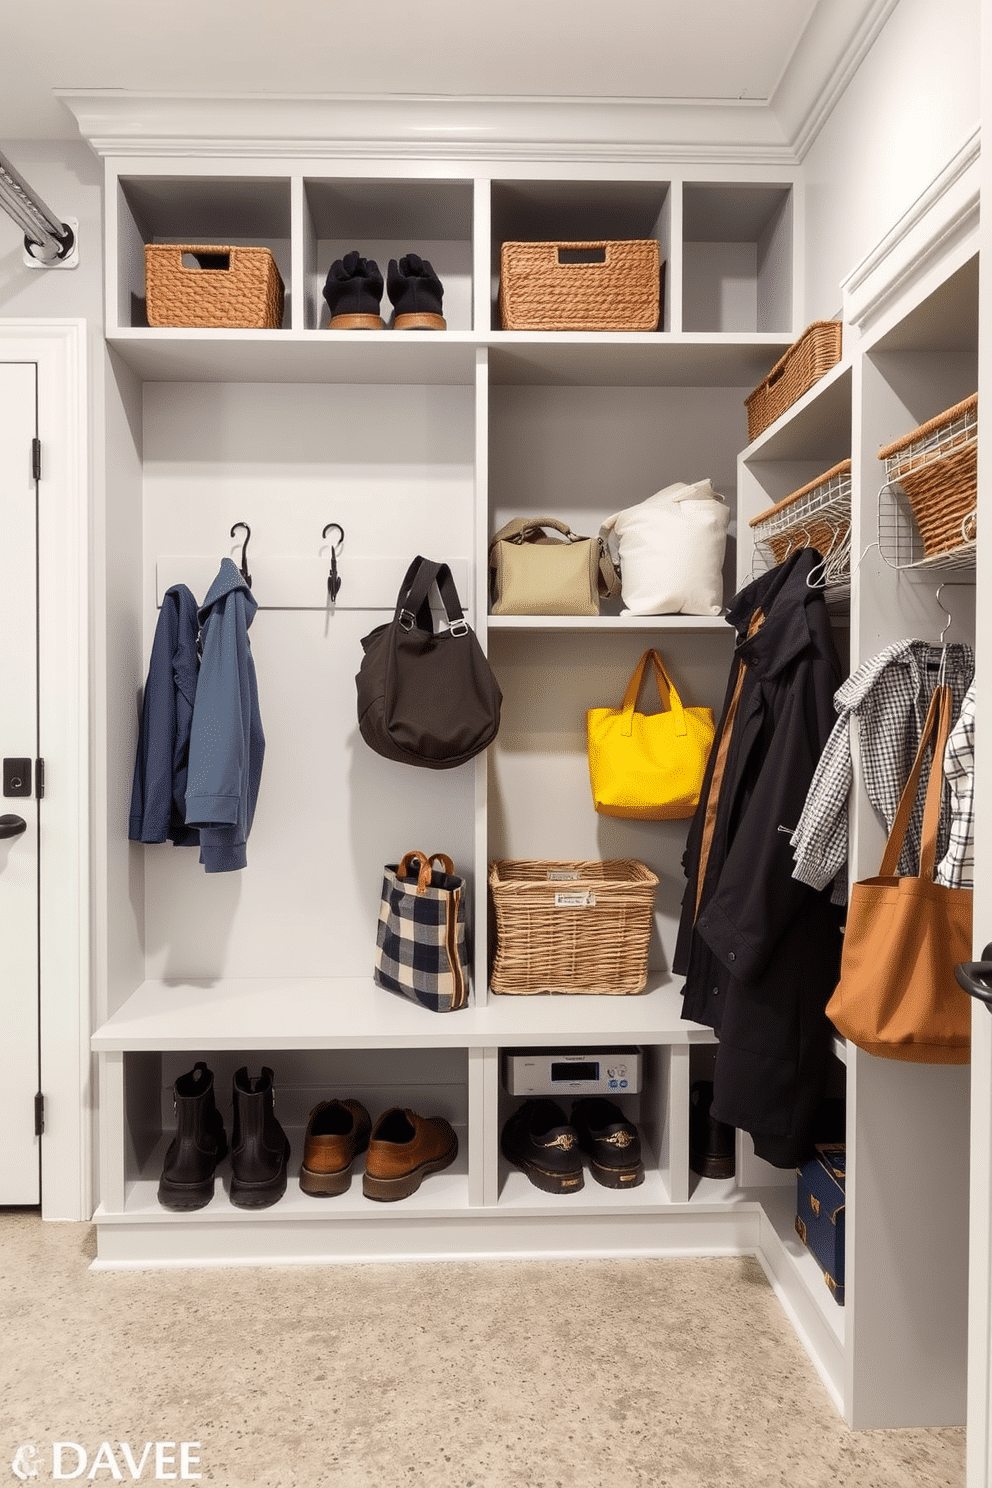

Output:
xmin=181 ymin=251 xmax=232 ymax=272
xmin=557 ymin=247 xmax=607 ymax=265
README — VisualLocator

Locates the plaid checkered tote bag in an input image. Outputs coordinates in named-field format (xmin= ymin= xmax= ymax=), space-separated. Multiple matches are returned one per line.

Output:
xmin=374 ymin=850 xmax=469 ymax=1012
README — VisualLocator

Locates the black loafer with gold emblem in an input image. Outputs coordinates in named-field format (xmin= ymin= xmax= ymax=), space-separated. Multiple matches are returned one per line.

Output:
xmin=571 ymin=1097 xmax=645 ymax=1190
xmin=501 ymin=1099 xmax=584 ymax=1194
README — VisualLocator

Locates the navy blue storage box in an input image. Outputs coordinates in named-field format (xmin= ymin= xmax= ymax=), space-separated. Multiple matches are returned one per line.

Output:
xmin=795 ymin=1143 xmax=846 ymax=1305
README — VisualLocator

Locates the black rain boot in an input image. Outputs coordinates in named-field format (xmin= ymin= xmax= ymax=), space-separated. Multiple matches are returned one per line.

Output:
xmin=230 ymin=1066 xmax=291 ymax=1208
xmin=386 ymin=253 xmax=446 ymax=330
xmin=322 ymin=251 xmax=385 ymax=329
xmin=689 ymin=1079 xmax=736 ymax=1180
xmin=157 ymin=1061 xmax=228 ymax=1211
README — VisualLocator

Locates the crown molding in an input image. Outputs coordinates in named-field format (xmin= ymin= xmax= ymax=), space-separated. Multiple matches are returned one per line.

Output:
xmin=58 ymin=90 xmax=798 ymax=164
xmin=841 ymin=127 xmax=981 ymax=334
xmin=57 ymin=2 xmax=898 ymax=168
xmin=770 ymin=0 xmax=901 ymax=160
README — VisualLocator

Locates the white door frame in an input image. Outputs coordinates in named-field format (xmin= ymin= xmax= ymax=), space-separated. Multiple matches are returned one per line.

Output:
xmin=0 ymin=320 xmax=89 ymax=1222
xmin=0 ymin=361 xmax=42 ymax=1203
xmin=967 ymin=20 xmax=992 ymax=1484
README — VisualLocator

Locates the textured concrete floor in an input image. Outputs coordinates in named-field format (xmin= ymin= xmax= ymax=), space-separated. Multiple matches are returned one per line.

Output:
xmin=0 ymin=1212 xmax=965 ymax=1488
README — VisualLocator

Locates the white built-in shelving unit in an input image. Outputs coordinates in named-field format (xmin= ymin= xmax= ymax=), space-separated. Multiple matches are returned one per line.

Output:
xmin=82 ymin=131 xmax=979 ymax=1432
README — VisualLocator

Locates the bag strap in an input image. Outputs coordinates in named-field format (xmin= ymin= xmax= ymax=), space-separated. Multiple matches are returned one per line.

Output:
xmin=620 ymin=649 xmax=687 ymax=738
xmin=596 ymin=538 xmax=622 ymax=598
xmin=396 ymin=555 xmax=469 ymax=637
xmin=878 ymin=684 xmax=953 ymax=880
xmin=397 ymin=850 xmax=454 ymax=895
xmin=489 ymin=517 xmax=577 ymax=556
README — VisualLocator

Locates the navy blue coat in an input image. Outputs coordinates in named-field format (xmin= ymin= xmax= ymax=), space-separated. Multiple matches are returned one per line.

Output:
xmin=674 ymin=550 xmax=845 ymax=1167
xmin=128 ymin=584 xmax=201 ymax=847
xmin=184 ymin=559 xmax=265 ymax=873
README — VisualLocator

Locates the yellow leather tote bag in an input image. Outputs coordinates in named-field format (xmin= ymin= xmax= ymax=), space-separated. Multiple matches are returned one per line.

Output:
xmin=587 ymin=649 xmax=715 ymax=820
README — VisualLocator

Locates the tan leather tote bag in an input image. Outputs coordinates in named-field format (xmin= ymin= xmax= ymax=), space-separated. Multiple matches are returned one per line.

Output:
xmin=488 ymin=517 xmax=620 ymax=616
xmin=825 ymin=684 xmax=972 ymax=1063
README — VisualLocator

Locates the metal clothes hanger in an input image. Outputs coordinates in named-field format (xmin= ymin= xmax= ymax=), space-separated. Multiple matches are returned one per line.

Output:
xmin=935 ymin=582 xmax=953 ymax=645
xmin=934 ymin=582 xmax=954 ymax=688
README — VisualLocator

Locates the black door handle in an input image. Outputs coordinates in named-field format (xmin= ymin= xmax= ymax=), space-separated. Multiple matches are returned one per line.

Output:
xmin=955 ymin=944 xmax=992 ymax=1008
xmin=0 ymin=814 xmax=27 ymax=839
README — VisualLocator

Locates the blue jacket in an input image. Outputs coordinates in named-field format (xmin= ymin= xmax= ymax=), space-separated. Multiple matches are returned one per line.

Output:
xmin=128 ymin=583 xmax=201 ymax=846
xmin=185 ymin=559 xmax=265 ymax=873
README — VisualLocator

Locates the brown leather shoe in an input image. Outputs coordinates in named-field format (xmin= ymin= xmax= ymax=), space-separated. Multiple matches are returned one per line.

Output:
xmin=299 ymin=1098 xmax=372 ymax=1197
xmin=363 ymin=1107 xmax=458 ymax=1202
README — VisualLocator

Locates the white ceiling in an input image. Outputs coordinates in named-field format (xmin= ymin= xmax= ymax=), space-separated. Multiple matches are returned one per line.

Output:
xmin=3 ymin=0 xmax=884 ymax=143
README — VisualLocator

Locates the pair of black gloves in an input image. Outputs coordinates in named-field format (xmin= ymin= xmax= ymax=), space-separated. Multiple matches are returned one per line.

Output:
xmin=323 ymin=250 xmax=444 ymax=327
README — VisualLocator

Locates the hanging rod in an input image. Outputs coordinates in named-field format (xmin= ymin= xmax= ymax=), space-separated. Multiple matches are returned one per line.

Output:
xmin=0 ymin=147 xmax=75 ymax=265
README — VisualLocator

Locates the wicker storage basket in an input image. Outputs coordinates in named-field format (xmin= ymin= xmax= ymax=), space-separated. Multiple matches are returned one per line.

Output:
xmin=745 ymin=321 xmax=843 ymax=441
xmin=750 ymin=459 xmax=852 ymax=565
xmin=499 ymin=240 xmax=661 ymax=331
xmin=489 ymin=858 xmax=658 ymax=995
xmin=877 ymin=394 xmax=978 ymax=558
xmin=145 ymin=244 xmax=284 ymax=329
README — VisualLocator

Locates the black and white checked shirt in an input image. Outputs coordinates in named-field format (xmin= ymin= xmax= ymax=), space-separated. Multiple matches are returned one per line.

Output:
xmin=935 ymin=681 xmax=975 ymax=890
xmin=791 ymin=639 xmax=975 ymax=903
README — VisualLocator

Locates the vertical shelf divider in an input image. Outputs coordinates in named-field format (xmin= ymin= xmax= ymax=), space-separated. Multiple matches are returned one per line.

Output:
xmin=291 ymin=175 xmax=312 ymax=333
xmin=474 ymin=345 xmax=492 ymax=1007
xmin=98 ymin=1051 xmax=126 ymax=1214
xmin=665 ymin=1043 xmax=691 ymax=1204
xmin=473 ymin=177 xmax=491 ymax=333
xmin=667 ymin=178 xmax=684 ymax=334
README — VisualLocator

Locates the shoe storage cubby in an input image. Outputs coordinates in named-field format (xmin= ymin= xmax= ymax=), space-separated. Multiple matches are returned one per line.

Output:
xmin=488 ymin=178 xmax=673 ymax=332
xmin=681 ymin=181 xmax=793 ymax=334
xmin=120 ymin=1047 xmax=472 ymax=1212
xmin=88 ymin=135 xmax=980 ymax=1430
xmin=115 ymin=174 xmax=294 ymax=330
xmin=300 ymin=177 xmax=475 ymax=332
xmin=495 ymin=1043 xmax=671 ymax=1208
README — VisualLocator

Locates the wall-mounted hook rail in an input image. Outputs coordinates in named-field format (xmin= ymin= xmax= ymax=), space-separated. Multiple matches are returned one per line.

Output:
xmin=231 ymin=522 xmax=252 ymax=588
xmin=155 ymin=553 xmax=471 ymax=612
xmin=322 ymin=523 xmax=345 ymax=600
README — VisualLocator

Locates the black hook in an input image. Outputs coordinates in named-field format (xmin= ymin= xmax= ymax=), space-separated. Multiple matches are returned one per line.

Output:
xmin=322 ymin=523 xmax=344 ymax=600
xmin=230 ymin=522 xmax=252 ymax=588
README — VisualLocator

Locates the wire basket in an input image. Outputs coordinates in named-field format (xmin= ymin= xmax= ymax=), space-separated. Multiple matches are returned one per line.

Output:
xmin=750 ymin=459 xmax=852 ymax=595
xmin=745 ymin=321 xmax=843 ymax=441
xmin=877 ymin=394 xmax=977 ymax=566
xmin=145 ymin=244 xmax=285 ymax=329
xmin=489 ymin=859 xmax=658 ymax=995
xmin=498 ymin=240 xmax=661 ymax=331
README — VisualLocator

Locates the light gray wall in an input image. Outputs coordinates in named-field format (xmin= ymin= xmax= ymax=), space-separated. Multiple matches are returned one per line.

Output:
xmin=801 ymin=0 xmax=981 ymax=320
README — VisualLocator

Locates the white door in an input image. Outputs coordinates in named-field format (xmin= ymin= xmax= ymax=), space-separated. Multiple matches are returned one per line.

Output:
xmin=0 ymin=361 xmax=40 ymax=1204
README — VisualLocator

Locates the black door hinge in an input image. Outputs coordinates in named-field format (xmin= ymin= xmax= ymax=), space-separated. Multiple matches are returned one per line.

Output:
xmin=32 ymin=438 xmax=41 ymax=482
xmin=34 ymin=1092 xmax=45 ymax=1137
xmin=36 ymin=759 xmax=45 ymax=799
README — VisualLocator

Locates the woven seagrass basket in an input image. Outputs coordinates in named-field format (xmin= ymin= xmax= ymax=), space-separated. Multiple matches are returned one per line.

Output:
xmin=499 ymin=240 xmax=661 ymax=331
xmin=489 ymin=858 xmax=658 ymax=995
xmin=144 ymin=244 xmax=285 ymax=329
xmin=878 ymin=394 xmax=978 ymax=559
xmin=745 ymin=321 xmax=843 ymax=441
